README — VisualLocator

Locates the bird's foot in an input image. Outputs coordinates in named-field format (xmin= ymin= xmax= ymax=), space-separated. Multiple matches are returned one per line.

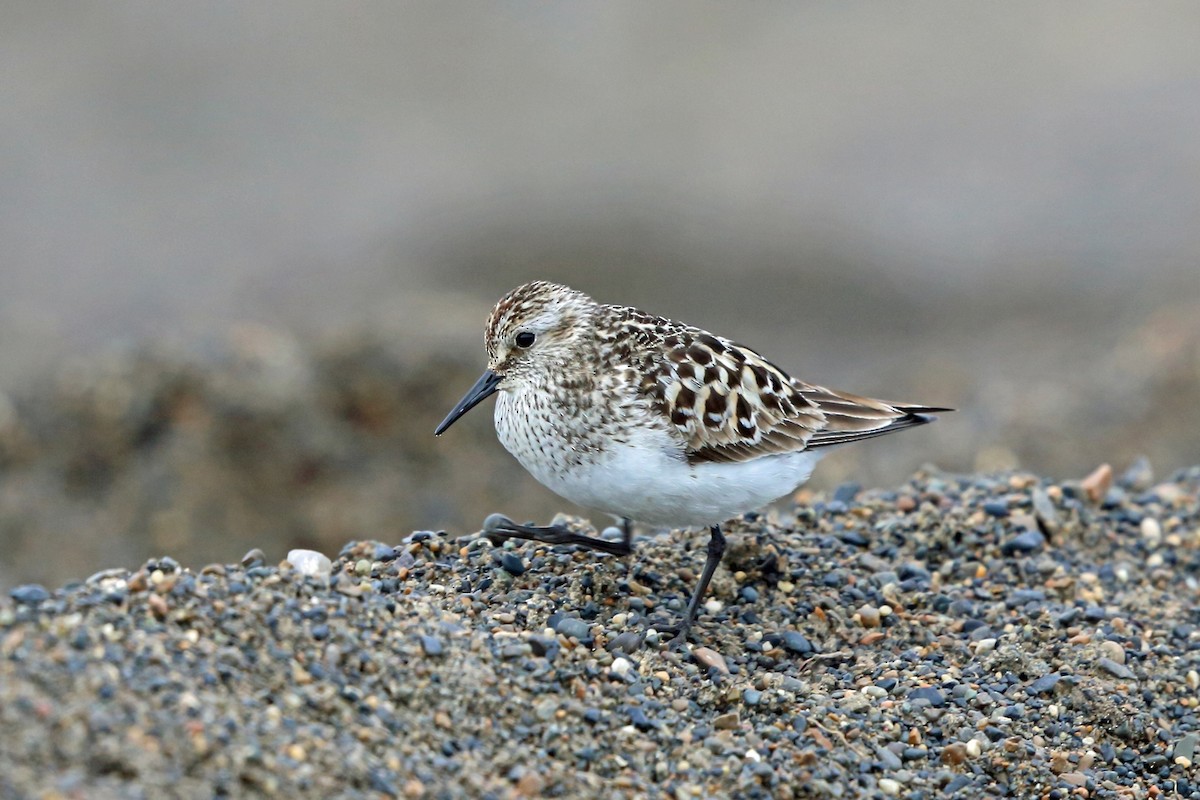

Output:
xmin=482 ymin=514 xmax=632 ymax=557
xmin=645 ymin=617 xmax=693 ymax=650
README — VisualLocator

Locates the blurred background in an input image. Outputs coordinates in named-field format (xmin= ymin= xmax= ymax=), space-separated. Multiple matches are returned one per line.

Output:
xmin=1 ymin=3 xmax=1198 ymax=588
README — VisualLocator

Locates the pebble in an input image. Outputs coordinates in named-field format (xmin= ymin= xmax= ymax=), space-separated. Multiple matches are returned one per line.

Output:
xmin=499 ymin=552 xmax=526 ymax=576
xmin=554 ymin=617 xmax=591 ymax=641
xmin=287 ymin=549 xmax=331 ymax=580
xmin=1175 ymin=733 xmax=1200 ymax=761
xmin=691 ymin=647 xmax=730 ymax=675
xmin=1 ymin=467 xmax=1197 ymax=799
xmin=9 ymin=584 xmax=50 ymax=604
xmin=857 ymin=604 xmax=882 ymax=628
xmin=1081 ymin=463 xmax=1113 ymax=503
xmin=1001 ymin=529 xmax=1045 ymax=555
xmin=713 ymin=712 xmax=740 ymax=730
xmin=1029 ymin=673 xmax=1061 ymax=695
xmin=1098 ymin=640 xmax=1125 ymax=665
xmin=1097 ymin=658 xmax=1135 ymax=680
xmin=781 ymin=631 xmax=813 ymax=654
xmin=610 ymin=657 xmax=633 ymax=678
xmin=1031 ymin=488 xmax=1061 ymax=536
xmin=878 ymin=778 xmax=901 ymax=795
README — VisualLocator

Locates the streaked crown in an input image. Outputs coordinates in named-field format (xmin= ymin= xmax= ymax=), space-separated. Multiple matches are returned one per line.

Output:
xmin=484 ymin=281 xmax=598 ymax=380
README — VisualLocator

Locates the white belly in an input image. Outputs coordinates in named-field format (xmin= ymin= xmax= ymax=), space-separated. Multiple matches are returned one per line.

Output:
xmin=495 ymin=394 xmax=821 ymax=528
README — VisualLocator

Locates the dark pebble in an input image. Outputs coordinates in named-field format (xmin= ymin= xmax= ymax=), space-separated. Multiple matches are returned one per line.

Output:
xmin=742 ymin=689 xmax=762 ymax=706
xmin=10 ymin=584 xmax=50 ymax=604
xmin=839 ymin=531 xmax=868 ymax=547
xmin=876 ymin=746 xmax=903 ymax=770
xmin=1098 ymin=658 xmax=1135 ymax=680
xmin=739 ymin=586 xmax=759 ymax=603
xmin=421 ymin=635 xmax=445 ymax=656
xmin=528 ymin=636 xmax=559 ymax=659
xmin=500 ymin=552 xmax=526 ymax=576
xmin=908 ymin=687 xmax=946 ymax=707
xmin=983 ymin=500 xmax=1009 ymax=517
xmin=555 ymin=617 xmax=591 ymax=641
xmin=627 ymin=706 xmax=656 ymax=731
xmin=1029 ymin=673 xmax=1062 ymax=694
xmin=945 ymin=775 xmax=975 ymax=793
xmin=781 ymin=631 xmax=813 ymax=654
xmin=1001 ymin=530 xmax=1045 ymax=555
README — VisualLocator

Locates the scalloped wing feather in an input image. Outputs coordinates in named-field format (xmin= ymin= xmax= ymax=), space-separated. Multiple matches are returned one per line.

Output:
xmin=639 ymin=330 xmax=946 ymax=464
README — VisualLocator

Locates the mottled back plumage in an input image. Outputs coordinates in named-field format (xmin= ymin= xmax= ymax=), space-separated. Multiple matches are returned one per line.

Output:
xmin=481 ymin=281 xmax=945 ymax=467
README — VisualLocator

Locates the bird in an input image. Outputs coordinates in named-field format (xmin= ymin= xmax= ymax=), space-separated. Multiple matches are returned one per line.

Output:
xmin=435 ymin=280 xmax=950 ymax=644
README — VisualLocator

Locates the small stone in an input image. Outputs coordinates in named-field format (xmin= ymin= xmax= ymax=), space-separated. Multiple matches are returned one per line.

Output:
xmin=1031 ymin=489 xmax=1061 ymax=536
xmin=1140 ymin=517 xmax=1162 ymax=545
xmin=742 ymin=689 xmax=762 ymax=706
xmin=287 ymin=549 xmax=332 ymax=580
xmin=781 ymin=631 xmax=813 ymax=654
xmin=983 ymin=500 xmax=1009 ymax=517
xmin=941 ymin=743 xmax=967 ymax=765
xmin=499 ymin=552 xmax=526 ymax=576
xmin=858 ymin=604 xmax=882 ymax=628
xmin=713 ymin=712 xmax=740 ymax=730
xmin=878 ymin=778 xmax=901 ymax=795
xmin=1098 ymin=640 xmax=1125 ymax=665
xmin=908 ymin=686 xmax=945 ymax=707
xmin=966 ymin=739 xmax=982 ymax=757
xmin=1029 ymin=673 xmax=1061 ymax=695
xmin=1097 ymin=658 xmax=1135 ymax=680
xmin=420 ymin=636 xmax=444 ymax=656
xmin=610 ymin=657 xmax=633 ymax=678
xmin=9 ymin=584 xmax=50 ymax=604
xmin=554 ymin=617 xmax=591 ymax=641
xmin=1119 ymin=456 xmax=1153 ymax=491
xmin=1001 ymin=530 xmax=1045 ymax=555
xmin=704 ymin=598 xmax=723 ymax=614
xmin=692 ymin=647 xmax=730 ymax=675
xmin=1081 ymin=463 xmax=1113 ymax=503
xmin=1174 ymin=733 xmax=1200 ymax=762
xmin=627 ymin=707 xmax=656 ymax=731
xmin=1187 ymin=670 xmax=1200 ymax=690
xmin=515 ymin=771 xmax=544 ymax=797
xmin=241 ymin=548 xmax=266 ymax=568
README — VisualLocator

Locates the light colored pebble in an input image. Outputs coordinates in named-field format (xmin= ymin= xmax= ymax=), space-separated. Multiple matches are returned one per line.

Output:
xmin=287 ymin=549 xmax=332 ymax=580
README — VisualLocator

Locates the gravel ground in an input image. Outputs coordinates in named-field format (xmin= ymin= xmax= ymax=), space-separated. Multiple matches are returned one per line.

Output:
xmin=3 ymin=464 xmax=1199 ymax=799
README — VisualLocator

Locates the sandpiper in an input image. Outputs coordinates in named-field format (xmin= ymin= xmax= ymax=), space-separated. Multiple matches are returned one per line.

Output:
xmin=436 ymin=281 xmax=949 ymax=644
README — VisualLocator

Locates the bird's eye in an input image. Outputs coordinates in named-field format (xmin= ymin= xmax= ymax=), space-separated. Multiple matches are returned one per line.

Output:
xmin=514 ymin=331 xmax=536 ymax=348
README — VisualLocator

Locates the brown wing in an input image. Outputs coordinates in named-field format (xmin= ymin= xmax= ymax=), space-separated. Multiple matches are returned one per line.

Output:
xmin=639 ymin=328 xmax=948 ymax=464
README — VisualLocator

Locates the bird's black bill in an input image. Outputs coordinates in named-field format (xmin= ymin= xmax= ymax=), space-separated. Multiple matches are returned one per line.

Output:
xmin=434 ymin=369 xmax=502 ymax=435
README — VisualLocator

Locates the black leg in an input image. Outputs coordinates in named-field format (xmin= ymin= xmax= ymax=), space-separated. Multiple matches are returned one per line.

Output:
xmin=483 ymin=514 xmax=633 ymax=557
xmin=667 ymin=525 xmax=726 ymax=647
